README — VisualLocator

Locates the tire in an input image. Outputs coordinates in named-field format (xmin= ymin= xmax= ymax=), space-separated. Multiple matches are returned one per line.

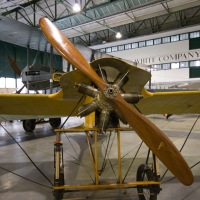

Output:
xmin=49 ymin=118 xmax=61 ymax=128
xmin=137 ymin=164 xmax=157 ymax=200
xmin=23 ymin=119 xmax=36 ymax=132
xmin=53 ymin=189 xmax=63 ymax=200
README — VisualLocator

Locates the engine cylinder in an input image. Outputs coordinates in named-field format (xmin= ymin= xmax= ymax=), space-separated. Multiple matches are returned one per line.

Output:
xmin=75 ymin=83 xmax=98 ymax=97
xmin=78 ymin=101 xmax=99 ymax=117
xmin=98 ymin=109 xmax=110 ymax=133
xmin=121 ymin=93 xmax=143 ymax=104
xmin=114 ymin=109 xmax=127 ymax=124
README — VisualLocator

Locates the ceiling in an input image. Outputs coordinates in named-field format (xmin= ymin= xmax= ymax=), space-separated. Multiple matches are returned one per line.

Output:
xmin=0 ymin=0 xmax=200 ymax=46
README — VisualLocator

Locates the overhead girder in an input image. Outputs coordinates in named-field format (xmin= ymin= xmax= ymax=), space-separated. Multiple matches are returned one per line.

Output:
xmin=1 ymin=0 xmax=200 ymax=46
xmin=69 ymin=5 xmax=200 ymax=46
xmin=161 ymin=1 xmax=170 ymax=14
xmin=2 ymin=0 xmax=42 ymax=26
xmin=1 ymin=0 xmax=169 ymax=27
xmin=54 ymin=0 xmax=170 ymax=31
xmin=1 ymin=0 xmax=74 ymax=26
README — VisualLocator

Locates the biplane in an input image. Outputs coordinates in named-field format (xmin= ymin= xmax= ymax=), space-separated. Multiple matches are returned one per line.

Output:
xmin=8 ymin=52 xmax=61 ymax=92
xmin=0 ymin=17 xmax=200 ymax=200
xmin=7 ymin=51 xmax=64 ymax=131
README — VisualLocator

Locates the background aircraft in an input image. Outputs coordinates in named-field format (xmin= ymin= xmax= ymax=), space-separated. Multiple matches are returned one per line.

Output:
xmin=8 ymin=52 xmax=61 ymax=92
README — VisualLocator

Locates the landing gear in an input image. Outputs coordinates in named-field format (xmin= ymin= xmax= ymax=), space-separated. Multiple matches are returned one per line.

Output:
xmin=53 ymin=132 xmax=65 ymax=200
xmin=137 ymin=164 xmax=159 ymax=200
xmin=50 ymin=118 xmax=61 ymax=129
xmin=22 ymin=119 xmax=36 ymax=132
xmin=22 ymin=118 xmax=61 ymax=132
xmin=52 ymin=127 xmax=161 ymax=200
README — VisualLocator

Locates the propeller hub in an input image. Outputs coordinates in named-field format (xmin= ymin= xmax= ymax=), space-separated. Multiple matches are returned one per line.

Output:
xmin=103 ymin=84 xmax=119 ymax=99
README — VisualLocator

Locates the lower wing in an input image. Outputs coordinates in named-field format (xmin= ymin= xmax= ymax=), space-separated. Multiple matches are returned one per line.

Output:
xmin=138 ymin=89 xmax=200 ymax=114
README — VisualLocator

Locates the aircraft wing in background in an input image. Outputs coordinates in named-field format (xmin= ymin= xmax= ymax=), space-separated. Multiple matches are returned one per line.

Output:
xmin=138 ymin=89 xmax=200 ymax=115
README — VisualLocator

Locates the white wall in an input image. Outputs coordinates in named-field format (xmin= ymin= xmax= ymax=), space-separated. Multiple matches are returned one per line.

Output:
xmin=150 ymin=68 xmax=200 ymax=89
xmin=91 ymin=25 xmax=200 ymax=84
xmin=109 ymin=41 xmax=200 ymax=65
xmin=109 ymin=40 xmax=190 ymax=64
xmin=151 ymin=68 xmax=189 ymax=83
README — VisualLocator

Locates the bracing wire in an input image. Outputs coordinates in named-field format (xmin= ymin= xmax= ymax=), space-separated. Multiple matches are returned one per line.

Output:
xmin=63 ymin=132 xmax=95 ymax=183
xmin=160 ymin=115 xmax=200 ymax=182
xmin=0 ymin=124 xmax=53 ymax=186
xmin=162 ymin=161 xmax=200 ymax=184
xmin=0 ymin=166 xmax=52 ymax=189
xmin=100 ymin=131 xmax=112 ymax=173
xmin=60 ymin=95 xmax=84 ymax=129
xmin=122 ymin=141 xmax=143 ymax=183
xmin=101 ymin=131 xmax=118 ymax=181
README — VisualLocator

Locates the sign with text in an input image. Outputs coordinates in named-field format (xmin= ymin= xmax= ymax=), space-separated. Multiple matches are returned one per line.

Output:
xmin=134 ymin=50 xmax=200 ymax=65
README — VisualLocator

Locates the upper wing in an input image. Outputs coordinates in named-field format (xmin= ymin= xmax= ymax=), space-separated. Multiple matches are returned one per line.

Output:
xmin=0 ymin=16 xmax=137 ymax=65
xmin=137 ymin=89 xmax=200 ymax=114
xmin=0 ymin=16 xmax=48 ymax=52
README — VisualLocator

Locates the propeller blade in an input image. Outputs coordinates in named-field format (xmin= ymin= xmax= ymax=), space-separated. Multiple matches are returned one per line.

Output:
xmin=39 ymin=17 xmax=106 ymax=91
xmin=39 ymin=17 xmax=193 ymax=185
xmin=113 ymin=94 xmax=193 ymax=185
xmin=8 ymin=56 xmax=21 ymax=76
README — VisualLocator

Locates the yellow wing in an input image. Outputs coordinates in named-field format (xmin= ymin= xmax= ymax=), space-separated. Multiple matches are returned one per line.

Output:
xmin=0 ymin=90 xmax=82 ymax=121
xmin=137 ymin=89 xmax=200 ymax=114
xmin=0 ymin=70 xmax=91 ymax=121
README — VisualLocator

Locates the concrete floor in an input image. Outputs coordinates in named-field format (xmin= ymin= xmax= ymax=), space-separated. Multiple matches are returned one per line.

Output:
xmin=0 ymin=115 xmax=199 ymax=200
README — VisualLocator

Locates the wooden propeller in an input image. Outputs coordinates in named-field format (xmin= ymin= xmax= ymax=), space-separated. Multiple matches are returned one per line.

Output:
xmin=39 ymin=17 xmax=193 ymax=186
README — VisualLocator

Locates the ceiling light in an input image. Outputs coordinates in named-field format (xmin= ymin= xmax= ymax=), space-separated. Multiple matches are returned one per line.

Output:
xmin=73 ymin=2 xmax=81 ymax=12
xmin=116 ymin=32 xmax=122 ymax=39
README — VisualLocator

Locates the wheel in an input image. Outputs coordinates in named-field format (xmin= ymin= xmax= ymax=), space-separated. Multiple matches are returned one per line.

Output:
xmin=22 ymin=119 xmax=36 ymax=132
xmin=49 ymin=118 xmax=61 ymax=128
xmin=53 ymin=189 xmax=63 ymax=200
xmin=136 ymin=164 xmax=157 ymax=200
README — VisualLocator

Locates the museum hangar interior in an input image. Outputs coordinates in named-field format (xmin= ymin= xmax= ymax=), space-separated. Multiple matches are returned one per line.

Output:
xmin=0 ymin=0 xmax=200 ymax=200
